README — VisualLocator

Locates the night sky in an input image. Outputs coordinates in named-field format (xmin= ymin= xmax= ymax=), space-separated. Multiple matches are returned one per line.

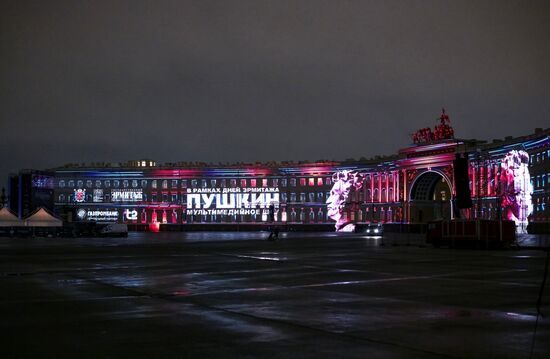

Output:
xmin=1 ymin=0 xmax=549 ymax=185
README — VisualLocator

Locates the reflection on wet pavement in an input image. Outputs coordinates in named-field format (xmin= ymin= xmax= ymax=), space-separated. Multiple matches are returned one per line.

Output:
xmin=0 ymin=232 xmax=548 ymax=358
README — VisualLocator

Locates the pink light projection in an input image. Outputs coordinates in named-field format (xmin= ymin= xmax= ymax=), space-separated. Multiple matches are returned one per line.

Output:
xmin=326 ymin=170 xmax=364 ymax=232
xmin=500 ymin=150 xmax=533 ymax=229
xmin=411 ymin=108 xmax=455 ymax=144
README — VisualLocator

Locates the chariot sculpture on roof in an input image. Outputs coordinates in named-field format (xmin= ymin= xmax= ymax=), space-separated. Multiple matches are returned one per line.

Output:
xmin=412 ymin=108 xmax=455 ymax=144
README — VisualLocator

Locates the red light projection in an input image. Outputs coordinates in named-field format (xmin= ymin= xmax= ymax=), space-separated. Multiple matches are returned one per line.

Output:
xmin=412 ymin=108 xmax=455 ymax=144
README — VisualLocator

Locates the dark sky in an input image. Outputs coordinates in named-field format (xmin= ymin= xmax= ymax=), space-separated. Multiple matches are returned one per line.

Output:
xmin=1 ymin=0 xmax=549 ymax=184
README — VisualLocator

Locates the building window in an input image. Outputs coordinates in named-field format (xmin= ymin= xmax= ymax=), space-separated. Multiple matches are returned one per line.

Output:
xmin=281 ymin=178 xmax=287 ymax=187
xmin=181 ymin=179 xmax=187 ymax=188
xmin=308 ymin=178 xmax=315 ymax=186
xmin=240 ymin=179 xmax=247 ymax=187
xmin=68 ymin=180 xmax=75 ymax=187
xmin=191 ymin=179 xmax=197 ymax=188
xmin=162 ymin=180 xmax=168 ymax=189
xmin=326 ymin=177 xmax=332 ymax=185
xmin=201 ymin=179 xmax=207 ymax=188
xmin=162 ymin=194 xmax=168 ymax=202
xmin=132 ymin=180 xmax=138 ymax=188
xmin=151 ymin=194 xmax=157 ymax=202
xmin=85 ymin=180 xmax=92 ymax=188
xmin=317 ymin=192 xmax=324 ymax=201
xmin=317 ymin=178 xmax=323 ymax=186
xmin=210 ymin=179 xmax=217 ymax=187
xmin=58 ymin=194 xmax=65 ymax=202
xmin=172 ymin=180 xmax=178 ymax=188
xmin=300 ymin=193 xmax=306 ymax=202
xmin=58 ymin=180 xmax=65 ymax=188
xmin=230 ymin=179 xmax=237 ymax=187
xmin=272 ymin=178 xmax=278 ymax=187
xmin=220 ymin=179 xmax=226 ymax=188
xmin=308 ymin=193 xmax=315 ymax=202
xmin=141 ymin=180 xmax=147 ymax=188
xmin=104 ymin=180 xmax=110 ymax=188
xmin=290 ymin=178 xmax=296 ymax=187
xmin=95 ymin=180 xmax=101 ymax=188
xmin=262 ymin=179 xmax=268 ymax=187
xmin=281 ymin=193 xmax=287 ymax=202
xmin=77 ymin=180 xmax=83 ymax=187
xmin=123 ymin=180 xmax=129 ymax=188
xmin=300 ymin=178 xmax=306 ymax=186
xmin=151 ymin=180 xmax=157 ymax=189
xmin=290 ymin=193 xmax=296 ymax=202
xmin=250 ymin=179 xmax=256 ymax=187
xmin=171 ymin=194 xmax=178 ymax=203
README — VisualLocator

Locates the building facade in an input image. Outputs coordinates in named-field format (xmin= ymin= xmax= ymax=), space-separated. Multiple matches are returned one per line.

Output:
xmin=8 ymin=127 xmax=550 ymax=233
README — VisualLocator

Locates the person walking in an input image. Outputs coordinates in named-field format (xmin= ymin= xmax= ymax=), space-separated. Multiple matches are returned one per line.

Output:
xmin=267 ymin=204 xmax=278 ymax=241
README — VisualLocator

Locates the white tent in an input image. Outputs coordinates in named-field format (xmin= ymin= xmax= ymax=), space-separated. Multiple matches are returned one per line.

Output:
xmin=24 ymin=208 xmax=62 ymax=227
xmin=0 ymin=207 xmax=24 ymax=227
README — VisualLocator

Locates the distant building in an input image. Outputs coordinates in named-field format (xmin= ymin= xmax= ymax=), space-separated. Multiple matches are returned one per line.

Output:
xmin=7 ymin=118 xmax=550 ymax=233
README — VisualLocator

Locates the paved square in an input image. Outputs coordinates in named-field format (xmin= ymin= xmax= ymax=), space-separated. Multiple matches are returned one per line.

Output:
xmin=0 ymin=233 xmax=548 ymax=358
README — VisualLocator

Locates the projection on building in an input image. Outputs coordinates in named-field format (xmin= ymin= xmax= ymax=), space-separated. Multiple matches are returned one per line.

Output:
xmin=500 ymin=150 xmax=533 ymax=229
xmin=186 ymin=187 xmax=279 ymax=217
xmin=326 ymin=170 xmax=364 ymax=232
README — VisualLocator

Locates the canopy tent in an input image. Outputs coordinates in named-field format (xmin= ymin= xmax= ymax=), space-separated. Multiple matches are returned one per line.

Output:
xmin=24 ymin=208 xmax=62 ymax=227
xmin=0 ymin=207 xmax=24 ymax=227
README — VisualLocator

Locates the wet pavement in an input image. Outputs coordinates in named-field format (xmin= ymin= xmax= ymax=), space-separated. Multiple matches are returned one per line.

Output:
xmin=0 ymin=232 xmax=549 ymax=358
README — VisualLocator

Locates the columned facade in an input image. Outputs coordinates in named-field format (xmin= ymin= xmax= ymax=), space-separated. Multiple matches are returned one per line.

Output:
xmin=8 ymin=128 xmax=550 ymax=232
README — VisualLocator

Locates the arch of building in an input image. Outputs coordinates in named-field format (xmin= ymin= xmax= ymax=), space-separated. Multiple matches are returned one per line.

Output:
xmin=408 ymin=169 xmax=453 ymax=222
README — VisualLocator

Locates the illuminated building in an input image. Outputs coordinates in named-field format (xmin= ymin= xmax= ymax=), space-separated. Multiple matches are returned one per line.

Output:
xmin=8 ymin=117 xmax=550 ymax=233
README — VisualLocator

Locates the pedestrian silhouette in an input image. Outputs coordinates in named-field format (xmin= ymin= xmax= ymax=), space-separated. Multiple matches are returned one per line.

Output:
xmin=267 ymin=204 xmax=278 ymax=241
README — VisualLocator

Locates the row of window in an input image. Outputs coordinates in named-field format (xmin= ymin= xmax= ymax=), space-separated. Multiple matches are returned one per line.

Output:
xmin=57 ymin=191 xmax=334 ymax=204
xmin=530 ymin=149 xmax=550 ymax=164
xmin=57 ymin=188 xmax=409 ymax=204
xmin=57 ymin=188 xmax=407 ymax=204
xmin=533 ymin=174 xmax=550 ymax=188
xmin=469 ymin=173 xmax=550 ymax=196
xmin=533 ymin=196 xmax=548 ymax=213
xmin=57 ymin=177 xmax=338 ymax=189
xmin=78 ymin=206 xmax=403 ymax=223
xmin=184 ymin=208 xmax=397 ymax=222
